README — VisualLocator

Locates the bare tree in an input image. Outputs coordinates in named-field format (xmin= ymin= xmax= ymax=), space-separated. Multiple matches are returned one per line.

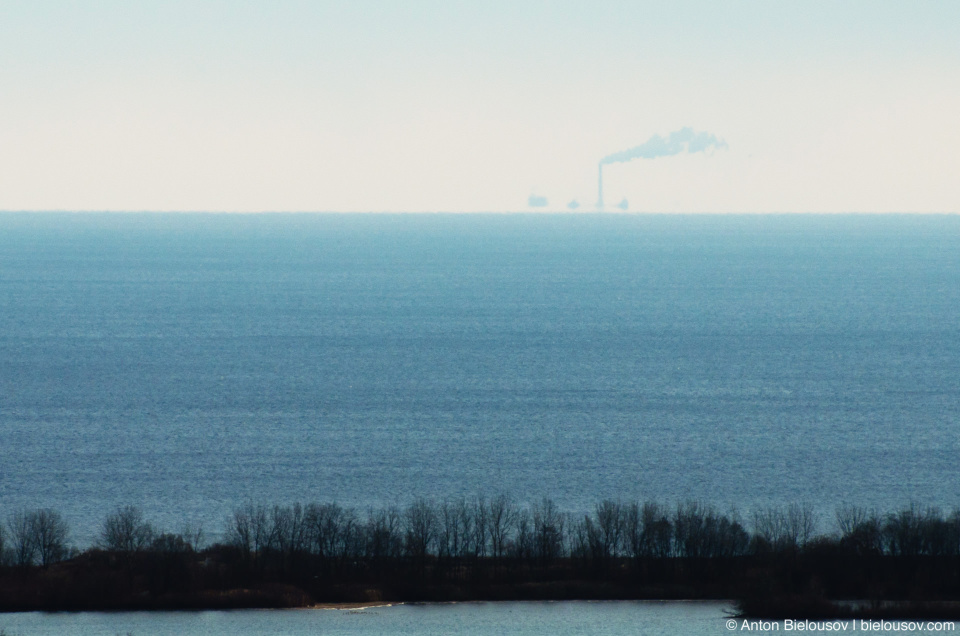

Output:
xmin=404 ymin=498 xmax=437 ymax=561
xmin=883 ymin=503 xmax=939 ymax=557
xmin=8 ymin=510 xmax=37 ymax=566
xmin=947 ymin=510 xmax=960 ymax=557
xmin=436 ymin=498 xmax=476 ymax=559
xmin=100 ymin=506 xmax=155 ymax=552
xmin=785 ymin=503 xmax=818 ymax=549
xmin=675 ymin=501 xmax=710 ymax=558
xmin=569 ymin=517 xmax=590 ymax=559
xmin=512 ymin=509 xmax=533 ymax=560
xmin=437 ymin=500 xmax=461 ymax=559
xmin=268 ymin=505 xmax=293 ymax=555
xmin=919 ymin=507 xmax=958 ymax=557
xmin=468 ymin=496 xmax=487 ymax=558
xmin=716 ymin=511 xmax=750 ymax=558
xmin=305 ymin=503 xmax=358 ymax=561
xmin=623 ymin=502 xmax=642 ymax=560
xmin=365 ymin=506 xmax=403 ymax=561
xmin=228 ymin=506 xmax=254 ymax=556
xmin=672 ymin=502 xmax=746 ymax=558
xmin=753 ymin=506 xmax=789 ymax=552
xmin=836 ymin=505 xmax=870 ymax=537
xmin=288 ymin=503 xmax=309 ymax=556
xmin=487 ymin=494 xmax=516 ymax=559
xmin=31 ymin=509 xmax=69 ymax=566
xmin=641 ymin=502 xmax=673 ymax=558
xmin=250 ymin=504 xmax=271 ymax=555
xmin=150 ymin=532 xmax=190 ymax=554
xmin=586 ymin=500 xmax=623 ymax=561
xmin=532 ymin=498 xmax=565 ymax=562
xmin=834 ymin=505 xmax=882 ymax=555
xmin=456 ymin=498 xmax=477 ymax=558
xmin=181 ymin=520 xmax=205 ymax=552
xmin=753 ymin=503 xmax=817 ymax=552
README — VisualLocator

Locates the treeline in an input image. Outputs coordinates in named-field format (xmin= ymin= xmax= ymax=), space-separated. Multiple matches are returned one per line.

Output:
xmin=3 ymin=498 xmax=960 ymax=613
xmin=221 ymin=498 xmax=751 ymax=564
xmin=5 ymin=498 xmax=960 ymax=566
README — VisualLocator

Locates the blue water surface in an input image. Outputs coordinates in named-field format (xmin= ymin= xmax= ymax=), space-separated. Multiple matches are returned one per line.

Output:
xmin=1 ymin=213 xmax=959 ymax=542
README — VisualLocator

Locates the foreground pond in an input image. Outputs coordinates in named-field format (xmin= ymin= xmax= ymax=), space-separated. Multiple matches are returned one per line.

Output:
xmin=5 ymin=601 xmax=955 ymax=635
xmin=2 ymin=601 xmax=742 ymax=636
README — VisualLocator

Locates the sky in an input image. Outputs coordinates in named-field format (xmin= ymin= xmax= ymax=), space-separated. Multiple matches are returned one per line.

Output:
xmin=1 ymin=1 xmax=958 ymax=213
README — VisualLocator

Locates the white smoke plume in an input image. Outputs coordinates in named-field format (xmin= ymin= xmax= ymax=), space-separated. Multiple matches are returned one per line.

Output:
xmin=600 ymin=127 xmax=728 ymax=165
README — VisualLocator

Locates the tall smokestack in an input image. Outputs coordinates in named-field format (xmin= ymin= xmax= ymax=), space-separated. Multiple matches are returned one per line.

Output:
xmin=597 ymin=128 xmax=728 ymax=210
xmin=597 ymin=163 xmax=604 ymax=209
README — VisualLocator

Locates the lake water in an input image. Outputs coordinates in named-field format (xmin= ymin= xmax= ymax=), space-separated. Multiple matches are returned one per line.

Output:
xmin=0 ymin=601 xmax=749 ymax=636
xmin=1 ymin=213 xmax=959 ymax=543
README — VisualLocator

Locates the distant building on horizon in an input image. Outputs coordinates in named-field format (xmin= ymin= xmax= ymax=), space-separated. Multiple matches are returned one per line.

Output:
xmin=528 ymin=194 xmax=548 ymax=208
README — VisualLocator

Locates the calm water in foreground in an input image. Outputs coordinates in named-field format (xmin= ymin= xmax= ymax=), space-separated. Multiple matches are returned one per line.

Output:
xmin=0 ymin=601 xmax=755 ymax=636
xmin=2 ymin=213 xmax=960 ymax=542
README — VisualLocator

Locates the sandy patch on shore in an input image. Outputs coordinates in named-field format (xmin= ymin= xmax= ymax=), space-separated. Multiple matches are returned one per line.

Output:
xmin=308 ymin=602 xmax=400 ymax=610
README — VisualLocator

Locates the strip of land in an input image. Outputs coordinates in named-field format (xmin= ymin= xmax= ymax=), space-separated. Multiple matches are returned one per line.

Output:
xmin=3 ymin=500 xmax=960 ymax=617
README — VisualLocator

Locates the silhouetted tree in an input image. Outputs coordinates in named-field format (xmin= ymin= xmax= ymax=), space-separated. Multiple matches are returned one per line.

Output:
xmin=835 ymin=505 xmax=870 ymax=537
xmin=674 ymin=502 xmax=710 ymax=558
xmin=305 ymin=502 xmax=358 ymax=562
xmin=532 ymin=498 xmax=565 ymax=562
xmin=31 ymin=509 xmax=69 ymax=566
xmin=226 ymin=502 xmax=271 ymax=560
xmin=785 ymin=503 xmax=818 ymax=549
xmin=715 ymin=513 xmax=750 ymax=558
xmin=7 ymin=510 xmax=37 ymax=566
xmin=365 ymin=506 xmax=403 ymax=561
xmin=512 ymin=509 xmax=533 ymax=560
xmin=641 ymin=502 xmax=673 ymax=558
xmin=404 ymin=499 xmax=437 ymax=561
xmin=672 ymin=502 xmax=748 ymax=559
xmin=623 ymin=502 xmax=642 ymax=561
xmin=883 ymin=505 xmax=921 ymax=556
xmin=150 ymin=532 xmax=190 ymax=553
xmin=438 ymin=499 xmax=464 ymax=559
xmin=100 ymin=505 xmax=155 ymax=552
xmin=453 ymin=498 xmax=476 ymax=558
xmin=881 ymin=504 xmax=952 ymax=557
xmin=181 ymin=520 xmax=205 ymax=552
xmin=920 ymin=509 xmax=959 ymax=557
xmin=468 ymin=496 xmax=486 ymax=558
xmin=585 ymin=500 xmax=623 ymax=563
xmin=836 ymin=505 xmax=883 ymax=556
xmin=753 ymin=503 xmax=817 ymax=553
xmin=266 ymin=503 xmax=310 ymax=571
xmin=487 ymin=494 xmax=516 ymax=559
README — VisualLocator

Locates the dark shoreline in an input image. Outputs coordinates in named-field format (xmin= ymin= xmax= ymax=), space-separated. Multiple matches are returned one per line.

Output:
xmin=4 ymin=550 xmax=960 ymax=619
xmin=3 ymin=500 xmax=960 ymax=617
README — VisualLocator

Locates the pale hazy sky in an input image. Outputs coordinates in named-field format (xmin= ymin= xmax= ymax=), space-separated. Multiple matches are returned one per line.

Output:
xmin=1 ymin=1 xmax=958 ymax=212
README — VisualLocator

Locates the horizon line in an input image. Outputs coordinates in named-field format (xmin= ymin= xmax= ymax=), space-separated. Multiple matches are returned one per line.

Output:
xmin=1 ymin=210 xmax=958 ymax=216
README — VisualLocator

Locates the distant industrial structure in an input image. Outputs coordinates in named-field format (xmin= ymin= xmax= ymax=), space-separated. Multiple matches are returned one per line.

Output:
xmin=528 ymin=194 xmax=548 ymax=208
xmin=525 ymin=128 xmax=726 ymax=211
xmin=597 ymin=164 xmax=604 ymax=209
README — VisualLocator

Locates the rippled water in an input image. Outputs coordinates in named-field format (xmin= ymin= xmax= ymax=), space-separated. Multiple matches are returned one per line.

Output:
xmin=2 ymin=213 xmax=959 ymax=542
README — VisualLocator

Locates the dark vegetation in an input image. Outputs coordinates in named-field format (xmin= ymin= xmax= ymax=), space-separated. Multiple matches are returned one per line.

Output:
xmin=2 ymin=499 xmax=960 ymax=617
